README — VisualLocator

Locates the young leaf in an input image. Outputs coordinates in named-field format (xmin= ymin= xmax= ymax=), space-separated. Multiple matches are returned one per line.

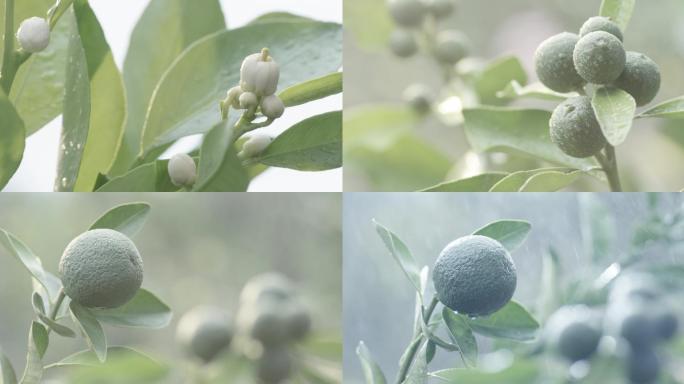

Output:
xmin=465 ymin=301 xmax=539 ymax=341
xmin=373 ymin=219 xmax=423 ymax=297
xmin=0 ymin=347 xmax=17 ymax=384
xmin=472 ymin=220 xmax=531 ymax=253
xmin=256 ymin=111 xmax=342 ymax=171
xmin=356 ymin=342 xmax=387 ymax=384
xmin=194 ymin=120 xmax=249 ymax=192
xmin=57 ymin=2 xmax=125 ymax=192
xmin=0 ymin=229 xmax=62 ymax=301
xmin=518 ymin=169 xmax=587 ymax=192
xmin=141 ymin=21 xmax=341 ymax=161
xmin=591 ymin=87 xmax=636 ymax=146
xmin=0 ymin=90 xmax=25 ymax=190
xmin=112 ymin=0 xmax=226 ymax=174
xmin=89 ymin=203 xmax=151 ymax=237
xmin=421 ymin=173 xmax=508 ymax=192
xmin=96 ymin=159 xmax=183 ymax=192
xmin=44 ymin=346 xmax=157 ymax=369
xmin=637 ymin=96 xmax=684 ymax=119
xmin=430 ymin=360 xmax=539 ymax=382
xmin=37 ymin=313 xmax=77 ymax=338
xmin=404 ymin=342 xmax=428 ymax=384
xmin=91 ymin=289 xmax=172 ymax=329
xmin=20 ymin=322 xmax=48 ymax=384
xmin=496 ymin=81 xmax=576 ymax=102
xmin=599 ymin=0 xmax=636 ymax=32
xmin=473 ymin=56 xmax=527 ymax=106
xmin=442 ymin=308 xmax=478 ymax=368
xmin=31 ymin=292 xmax=46 ymax=316
xmin=279 ymin=72 xmax=343 ymax=107
xmin=463 ymin=107 xmax=596 ymax=169
xmin=70 ymin=302 xmax=107 ymax=362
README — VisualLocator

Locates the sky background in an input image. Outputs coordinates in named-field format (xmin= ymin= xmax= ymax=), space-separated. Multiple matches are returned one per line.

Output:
xmin=4 ymin=0 xmax=343 ymax=192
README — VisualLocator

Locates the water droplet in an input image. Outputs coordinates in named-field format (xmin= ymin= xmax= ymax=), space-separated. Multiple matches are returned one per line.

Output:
xmin=61 ymin=177 xmax=68 ymax=188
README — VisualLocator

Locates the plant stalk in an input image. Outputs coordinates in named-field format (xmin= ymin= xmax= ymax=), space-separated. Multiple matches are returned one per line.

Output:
xmin=0 ymin=0 xmax=15 ymax=93
xmin=595 ymin=145 xmax=622 ymax=192
xmin=395 ymin=295 xmax=439 ymax=384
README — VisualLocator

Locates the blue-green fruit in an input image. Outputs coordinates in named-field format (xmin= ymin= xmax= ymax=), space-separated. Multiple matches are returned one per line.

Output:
xmin=433 ymin=235 xmax=517 ymax=317
xmin=176 ymin=306 xmax=233 ymax=363
xmin=614 ymin=51 xmax=661 ymax=106
xmin=59 ymin=229 xmax=143 ymax=309
xmin=257 ymin=347 xmax=292 ymax=383
xmin=550 ymin=96 xmax=606 ymax=158
xmin=627 ymin=347 xmax=660 ymax=384
xmin=573 ymin=31 xmax=626 ymax=84
xmin=389 ymin=29 xmax=418 ymax=58
xmin=654 ymin=310 xmax=678 ymax=341
xmin=534 ymin=32 xmax=586 ymax=92
xmin=546 ymin=306 xmax=602 ymax=362
xmin=579 ymin=16 xmax=623 ymax=41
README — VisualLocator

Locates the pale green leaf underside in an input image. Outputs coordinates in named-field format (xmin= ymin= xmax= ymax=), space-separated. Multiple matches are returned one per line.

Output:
xmin=496 ymin=80 xmax=576 ymax=102
xmin=70 ymin=302 xmax=107 ymax=362
xmin=592 ymin=87 xmax=636 ymax=146
xmin=421 ymin=173 xmax=508 ymax=192
xmin=638 ymin=96 xmax=684 ymax=119
xmin=91 ymin=289 xmax=172 ymax=329
xmin=472 ymin=220 xmax=531 ymax=252
xmin=89 ymin=202 xmax=151 ymax=237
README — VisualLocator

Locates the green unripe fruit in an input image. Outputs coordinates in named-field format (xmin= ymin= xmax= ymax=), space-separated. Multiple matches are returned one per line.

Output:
xmin=614 ymin=51 xmax=661 ymax=106
xmin=432 ymin=235 xmax=517 ymax=317
xmin=285 ymin=301 xmax=312 ymax=340
xmin=403 ymin=84 xmax=432 ymax=114
xmin=256 ymin=347 xmax=292 ymax=383
xmin=608 ymin=303 xmax=657 ymax=348
xmin=387 ymin=0 xmax=426 ymax=28
xmin=176 ymin=306 xmax=233 ymax=363
xmin=434 ymin=30 xmax=469 ymax=64
xmin=425 ymin=0 xmax=455 ymax=19
xmin=549 ymin=96 xmax=606 ymax=158
xmin=59 ymin=229 xmax=143 ymax=309
xmin=546 ymin=306 xmax=602 ymax=362
xmin=627 ymin=347 xmax=660 ymax=384
xmin=389 ymin=29 xmax=418 ymax=58
xmin=534 ymin=32 xmax=586 ymax=93
xmin=240 ymin=273 xmax=294 ymax=306
xmin=654 ymin=310 xmax=678 ymax=341
xmin=579 ymin=16 xmax=623 ymax=41
xmin=248 ymin=302 xmax=291 ymax=346
xmin=573 ymin=31 xmax=626 ymax=84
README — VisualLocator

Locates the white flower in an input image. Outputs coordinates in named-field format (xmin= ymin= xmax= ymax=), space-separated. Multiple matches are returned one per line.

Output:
xmin=240 ymin=48 xmax=280 ymax=97
xmin=238 ymin=134 xmax=273 ymax=159
xmin=239 ymin=92 xmax=258 ymax=109
xmin=260 ymin=94 xmax=285 ymax=119
xmin=16 ymin=17 xmax=50 ymax=53
xmin=167 ymin=153 xmax=196 ymax=187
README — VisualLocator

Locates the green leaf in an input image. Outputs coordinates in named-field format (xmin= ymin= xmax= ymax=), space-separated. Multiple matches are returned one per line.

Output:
xmin=599 ymin=0 xmax=635 ymax=32
xmin=90 ymin=289 xmax=171 ymax=329
xmin=344 ymin=0 xmax=393 ymax=50
xmin=463 ymin=107 xmax=596 ymax=169
xmin=20 ymin=322 xmax=48 ymax=384
xmin=442 ymin=308 xmax=478 ymax=368
xmin=404 ymin=342 xmax=428 ymax=384
xmin=112 ymin=0 xmax=226 ymax=174
xmin=465 ymin=301 xmax=539 ymax=341
xmin=248 ymin=12 xmax=316 ymax=25
xmin=0 ymin=90 xmax=25 ymax=190
xmin=591 ymin=87 xmax=636 ymax=146
xmin=474 ymin=56 xmax=527 ymax=106
xmin=89 ymin=203 xmax=151 ymax=237
xmin=141 ymin=21 xmax=342 ymax=161
xmin=279 ymin=72 xmax=342 ymax=107
xmin=31 ymin=292 xmax=46 ymax=316
xmin=472 ymin=220 xmax=531 ymax=252
xmin=195 ymin=121 xmax=249 ymax=192
xmin=430 ymin=360 xmax=539 ymax=383
xmin=421 ymin=173 xmax=508 ymax=192
xmin=344 ymin=105 xmax=418 ymax=151
xmin=537 ymin=247 xmax=561 ymax=321
xmin=57 ymin=2 xmax=125 ymax=191
xmin=356 ymin=342 xmax=387 ymax=384
xmin=518 ymin=169 xmax=587 ymax=192
xmin=37 ymin=313 xmax=76 ymax=338
xmin=70 ymin=302 xmax=107 ymax=362
xmin=638 ymin=96 xmax=684 ymax=119
xmin=45 ymin=347 xmax=156 ymax=369
xmin=0 ymin=347 xmax=17 ymax=384
xmin=496 ymin=80 xmax=576 ymax=102
xmin=373 ymin=219 xmax=423 ymax=297
xmin=10 ymin=9 xmax=71 ymax=136
xmin=0 ymin=230 xmax=61 ymax=301
xmin=256 ymin=111 xmax=342 ymax=171
xmin=95 ymin=159 xmax=181 ymax=192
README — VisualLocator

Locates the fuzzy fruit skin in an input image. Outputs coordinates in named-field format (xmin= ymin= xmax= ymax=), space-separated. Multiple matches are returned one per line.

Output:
xmin=579 ymin=16 xmax=623 ymax=41
xmin=534 ymin=32 xmax=586 ymax=93
xmin=260 ymin=94 xmax=285 ymax=119
xmin=257 ymin=347 xmax=292 ymax=383
xmin=425 ymin=0 xmax=455 ymax=19
xmin=433 ymin=235 xmax=517 ymax=317
xmin=627 ymin=347 xmax=660 ymax=384
xmin=573 ymin=31 xmax=626 ymax=84
xmin=240 ymin=52 xmax=280 ymax=96
xmin=167 ymin=153 xmax=196 ymax=187
xmin=403 ymin=84 xmax=432 ymax=114
xmin=389 ymin=29 xmax=418 ymax=58
xmin=546 ymin=306 xmax=602 ymax=362
xmin=387 ymin=0 xmax=426 ymax=28
xmin=434 ymin=30 xmax=469 ymax=64
xmin=549 ymin=96 xmax=606 ymax=158
xmin=176 ymin=306 xmax=233 ymax=363
xmin=16 ymin=17 xmax=50 ymax=53
xmin=614 ymin=51 xmax=661 ymax=106
xmin=59 ymin=229 xmax=143 ymax=309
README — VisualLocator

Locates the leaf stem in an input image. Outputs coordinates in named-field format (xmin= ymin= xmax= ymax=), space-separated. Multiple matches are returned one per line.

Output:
xmin=395 ymin=295 xmax=439 ymax=384
xmin=0 ymin=0 xmax=16 ymax=93
xmin=594 ymin=145 xmax=622 ymax=191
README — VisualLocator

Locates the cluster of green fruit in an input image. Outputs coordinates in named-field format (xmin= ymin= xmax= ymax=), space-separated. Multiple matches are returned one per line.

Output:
xmin=386 ymin=0 xmax=469 ymax=114
xmin=546 ymin=273 xmax=678 ymax=383
xmin=535 ymin=16 xmax=661 ymax=158
xmin=176 ymin=273 xmax=312 ymax=384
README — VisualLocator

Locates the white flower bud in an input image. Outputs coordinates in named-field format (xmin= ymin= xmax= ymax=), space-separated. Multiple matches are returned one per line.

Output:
xmin=387 ymin=0 xmax=426 ymax=28
xmin=167 ymin=153 xmax=196 ymax=187
xmin=389 ymin=29 xmax=418 ymax=58
xmin=16 ymin=17 xmax=50 ymax=53
xmin=260 ymin=95 xmax=285 ymax=119
xmin=239 ymin=92 xmax=258 ymax=109
xmin=240 ymin=48 xmax=280 ymax=97
xmin=434 ymin=30 xmax=470 ymax=64
xmin=226 ymin=86 xmax=243 ymax=109
xmin=239 ymin=134 xmax=273 ymax=159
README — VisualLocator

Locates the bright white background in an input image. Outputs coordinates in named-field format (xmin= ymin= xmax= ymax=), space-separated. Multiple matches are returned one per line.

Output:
xmin=4 ymin=0 xmax=342 ymax=192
